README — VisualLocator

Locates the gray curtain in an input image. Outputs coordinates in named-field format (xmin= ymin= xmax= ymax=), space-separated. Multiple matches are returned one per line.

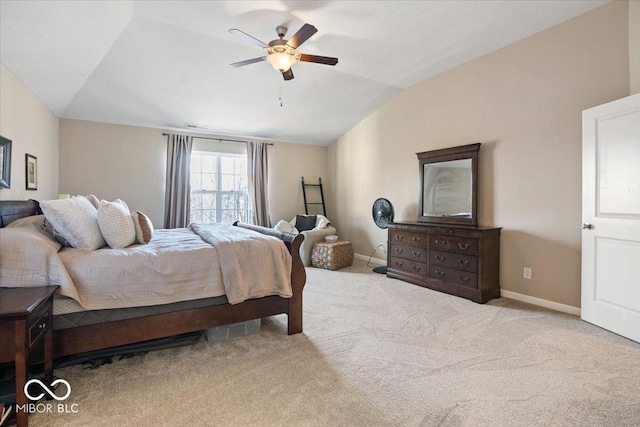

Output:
xmin=163 ymin=134 xmax=193 ymax=228
xmin=247 ymin=141 xmax=271 ymax=227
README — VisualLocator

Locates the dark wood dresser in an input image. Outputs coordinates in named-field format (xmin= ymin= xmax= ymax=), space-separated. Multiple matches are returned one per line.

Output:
xmin=387 ymin=222 xmax=501 ymax=303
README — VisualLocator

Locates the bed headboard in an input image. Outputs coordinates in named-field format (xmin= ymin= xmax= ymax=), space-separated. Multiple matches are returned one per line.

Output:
xmin=0 ymin=200 xmax=41 ymax=227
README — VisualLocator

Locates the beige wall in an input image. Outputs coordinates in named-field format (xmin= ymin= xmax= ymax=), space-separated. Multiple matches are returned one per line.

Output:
xmin=59 ymin=119 xmax=327 ymax=228
xmin=0 ymin=63 xmax=59 ymax=201
xmin=268 ymin=142 xmax=329 ymax=223
xmin=328 ymin=1 xmax=629 ymax=308
xmin=59 ymin=119 xmax=166 ymax=225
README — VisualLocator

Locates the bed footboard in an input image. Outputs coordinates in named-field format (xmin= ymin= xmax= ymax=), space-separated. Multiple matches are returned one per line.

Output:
xmin=232 ymin=222 xmax=306 ymax=334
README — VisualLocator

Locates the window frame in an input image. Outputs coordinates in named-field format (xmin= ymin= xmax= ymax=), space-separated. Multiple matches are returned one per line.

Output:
xmin=190 ymin=151 xmax=250 ymax=224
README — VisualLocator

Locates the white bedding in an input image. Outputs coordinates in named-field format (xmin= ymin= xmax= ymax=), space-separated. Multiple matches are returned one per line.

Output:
xmin=58 ymin=228 xmax=226 ymax=310
xmin=1 ymin=217 xmax=293 ymax=310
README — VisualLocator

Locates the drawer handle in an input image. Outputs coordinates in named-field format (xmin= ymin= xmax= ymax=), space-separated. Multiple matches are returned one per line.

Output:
xmin=435 ymin=240 xmax=447 ymax=245
xmin=412 ymin=265 xmax=421 ymax=272
xmin=458 ymin=276 xmax=470 ymax=283
xmin=412 ymin=251 xmax=421 ymax=257
xmin=396 ymin=235 xmax=404 ymax=241
xmin=435 ymin=270 xmax=445 ymax=278
xmin=395 ymin=248 xmax=404 ymax=254
xmin=457 ymin=259 xmax=470 ymax=266
xmin=458 ymin=243 xmax=470 ymax=250
xmin=412 ymin=236 xmax=421 ymax=243
xmin=435 ymin=255 xmax=446 ymax=262
xmin=395 ymin=261 xmax=404 ymax=268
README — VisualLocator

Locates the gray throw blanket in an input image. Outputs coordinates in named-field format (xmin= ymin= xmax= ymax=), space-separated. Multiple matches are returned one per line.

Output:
xmin=190 ymin=223 xmax=292 ymax=304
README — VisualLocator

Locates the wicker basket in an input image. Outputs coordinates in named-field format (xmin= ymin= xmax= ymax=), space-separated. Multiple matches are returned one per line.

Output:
xmin=311 ymin=241 xmax=354 ymax=270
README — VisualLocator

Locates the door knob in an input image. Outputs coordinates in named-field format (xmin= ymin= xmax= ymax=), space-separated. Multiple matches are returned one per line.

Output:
xmin=581 ymin=223 xmax=594 ymax=230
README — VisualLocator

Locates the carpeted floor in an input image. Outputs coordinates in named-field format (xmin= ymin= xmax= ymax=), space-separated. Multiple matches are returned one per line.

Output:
xmin=31 ymin=260 xmax=640 ymax=426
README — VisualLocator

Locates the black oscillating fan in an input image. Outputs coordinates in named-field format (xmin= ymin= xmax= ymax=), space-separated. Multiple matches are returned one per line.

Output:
xmin=371 ymin=198 xmax=395 ymax=274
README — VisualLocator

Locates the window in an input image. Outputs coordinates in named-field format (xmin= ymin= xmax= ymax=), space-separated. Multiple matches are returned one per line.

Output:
xmin=190 ymin=152 xmax=250 ymax=224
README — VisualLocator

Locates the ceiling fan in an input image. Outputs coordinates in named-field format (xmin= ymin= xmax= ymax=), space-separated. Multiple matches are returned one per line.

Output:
xmin=229 ymin=24 xmax=338 ymax=81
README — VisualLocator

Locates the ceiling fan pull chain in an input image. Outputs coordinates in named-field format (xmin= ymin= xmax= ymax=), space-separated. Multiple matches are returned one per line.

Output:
xmin=279 ymin=81 xmax=284 ymax=107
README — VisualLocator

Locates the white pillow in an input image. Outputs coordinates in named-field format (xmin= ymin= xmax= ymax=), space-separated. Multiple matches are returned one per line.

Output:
xmin=40 ymin=197 xmax=106 ymax=250
xmin=274 ymin=219 xmax=298 ymax=235
xmin=84 ymin=194 xmax=100 ymax=209
xmin=131 ymin=211 xmax=154 ymax=244
xmin=97 ymin=199 xmax=136 ymax=249
xmin=288 ymin=214 xmax=330 ymax=231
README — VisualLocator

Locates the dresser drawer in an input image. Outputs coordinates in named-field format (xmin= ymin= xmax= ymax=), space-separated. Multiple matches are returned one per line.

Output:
xmin=429 ymin=250 xmax=477 ymax=272
xmin=429 ymin=235 xmax=478 ymax=255
xmin=389 ymin=230 xmax=428 ymax=247
xmin=429 ymin=266 xmax=478 ymax=289
xmin=389 ymin=256 xmax=427 ymax=276
xmin=389 ymin=243 xmax=428 ymax=262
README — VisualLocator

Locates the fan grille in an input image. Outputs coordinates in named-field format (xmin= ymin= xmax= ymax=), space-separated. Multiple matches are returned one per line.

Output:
xmin=372 ymin=198 xmax=394 ymax=229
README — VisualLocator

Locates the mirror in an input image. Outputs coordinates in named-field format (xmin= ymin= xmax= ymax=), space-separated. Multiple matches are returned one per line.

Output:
xmin=417 ymin=143 xmax=480 ymax=225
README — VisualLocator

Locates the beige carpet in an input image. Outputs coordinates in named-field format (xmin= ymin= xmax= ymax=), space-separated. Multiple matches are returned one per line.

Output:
xmin=31 ymin=260 xmax=640 ymax=426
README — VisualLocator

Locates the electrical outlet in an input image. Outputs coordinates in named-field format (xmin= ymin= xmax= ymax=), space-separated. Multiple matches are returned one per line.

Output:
xmin=379 ymin=242 xmax=387 ymax=254
xmin=523 ymin=267 xmax=532 ymax=280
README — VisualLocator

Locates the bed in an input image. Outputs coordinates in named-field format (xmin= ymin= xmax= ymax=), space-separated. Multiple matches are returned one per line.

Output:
xmin=0 ymin=200 xmax=306 ymax=364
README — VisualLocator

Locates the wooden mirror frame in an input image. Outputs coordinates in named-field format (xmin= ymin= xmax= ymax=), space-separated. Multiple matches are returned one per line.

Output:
xmin=417 ymin=143 xmax=480 ymax=225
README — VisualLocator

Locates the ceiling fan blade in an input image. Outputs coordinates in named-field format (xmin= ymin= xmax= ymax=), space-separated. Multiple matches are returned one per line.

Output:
xmin=282 ymin=68 xmax=294 ymax=81
xmin=299 ymin=54 xmax=339 ymax=66
xmin=228 ymin=29 xmax=269 ymax=49
xmin=286 ymin=23 xmax=317 ymax=49
xmin=230 ymin=57 xmax=266 ymax=68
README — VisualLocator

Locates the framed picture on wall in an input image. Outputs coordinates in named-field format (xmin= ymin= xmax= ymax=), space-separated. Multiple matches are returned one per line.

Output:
xmin=26 ymin=153 xmax=37 ymax=190
xmin=0 ymin=135 xmax=11 ymax=189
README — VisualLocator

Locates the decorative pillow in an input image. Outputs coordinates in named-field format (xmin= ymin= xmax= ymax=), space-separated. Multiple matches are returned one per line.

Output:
xmin=274 ymin=219 xmax=298 ymax=235
xmin=132 ymin=211 xmax=154 ymax=244
xmin=295 ymin=215 xmax=317 ymax=232
xmin=85 ymin=194 xmax=100 ymax=209
xmin=40 ymin=196 xmax=106 ymax=250
xmin=97 ymin=199 xmax=136 ymax=249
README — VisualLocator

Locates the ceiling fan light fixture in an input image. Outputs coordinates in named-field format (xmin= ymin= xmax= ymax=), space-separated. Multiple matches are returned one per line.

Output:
xmin=266 ymin=51 xmax=297 ymax=72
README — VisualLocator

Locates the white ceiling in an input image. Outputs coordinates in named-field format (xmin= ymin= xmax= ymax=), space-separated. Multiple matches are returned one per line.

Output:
xmin=1 ymin=0 xmax=609 ymax=146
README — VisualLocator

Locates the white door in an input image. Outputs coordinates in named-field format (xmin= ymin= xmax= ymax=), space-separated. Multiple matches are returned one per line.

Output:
xmin=582 ymin=93 xmax=640 ymax=342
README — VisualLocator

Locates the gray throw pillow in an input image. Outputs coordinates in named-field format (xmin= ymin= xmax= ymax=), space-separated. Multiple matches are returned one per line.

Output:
xmin=295 ymin=215 xmax=317 ymax=232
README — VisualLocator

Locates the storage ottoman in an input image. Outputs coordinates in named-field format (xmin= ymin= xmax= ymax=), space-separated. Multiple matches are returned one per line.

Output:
xmin=311 ymin=241 xmax=354 ymax=270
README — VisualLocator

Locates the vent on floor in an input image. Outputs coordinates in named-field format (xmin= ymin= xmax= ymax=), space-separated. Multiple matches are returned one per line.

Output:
xmin=185 ymin=123 xmax=210 ymax=130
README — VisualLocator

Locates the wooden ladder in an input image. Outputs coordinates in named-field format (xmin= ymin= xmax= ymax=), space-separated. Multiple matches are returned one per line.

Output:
xmin=301 ymin=177 xmax=326 ymax=216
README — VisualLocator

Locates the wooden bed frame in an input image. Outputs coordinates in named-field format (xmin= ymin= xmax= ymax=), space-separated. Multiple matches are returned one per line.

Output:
xmin=0 ymin=200 xmax=306 ymax=364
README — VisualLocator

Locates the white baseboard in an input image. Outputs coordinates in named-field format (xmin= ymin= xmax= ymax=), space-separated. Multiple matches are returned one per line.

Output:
xmin=353 ymin=254 xmax=580 ymax=316
xmin=354 ymin=253 xmax=386 ymax=266
xmin=500 ymin=289 xmax=581 ymax=316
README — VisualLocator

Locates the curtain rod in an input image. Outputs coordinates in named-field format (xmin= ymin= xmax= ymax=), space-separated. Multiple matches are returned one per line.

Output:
xmin=162 ymin=133 xmax=273 ymax=146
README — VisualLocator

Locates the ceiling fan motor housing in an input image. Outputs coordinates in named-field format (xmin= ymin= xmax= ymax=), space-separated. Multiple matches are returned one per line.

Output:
xmin=275 ymin=26 xmax=288 ymax=39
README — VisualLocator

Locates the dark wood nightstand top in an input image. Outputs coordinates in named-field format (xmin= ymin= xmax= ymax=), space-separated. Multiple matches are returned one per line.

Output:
xmin=0 ymin=287 xmax=58 ymax=319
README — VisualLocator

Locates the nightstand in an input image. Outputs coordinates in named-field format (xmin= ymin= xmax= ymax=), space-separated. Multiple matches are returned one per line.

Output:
xmin=0 ymin=286 xmax=58 ymax=427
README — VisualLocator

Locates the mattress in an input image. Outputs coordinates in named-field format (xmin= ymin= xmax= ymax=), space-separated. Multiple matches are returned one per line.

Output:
xmin=53 ymin=294 xmax=229 ymax=330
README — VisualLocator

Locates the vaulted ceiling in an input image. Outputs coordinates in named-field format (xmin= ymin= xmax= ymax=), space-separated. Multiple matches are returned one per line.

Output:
xmin=0 ymin=1 xmax=608 ymax=145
